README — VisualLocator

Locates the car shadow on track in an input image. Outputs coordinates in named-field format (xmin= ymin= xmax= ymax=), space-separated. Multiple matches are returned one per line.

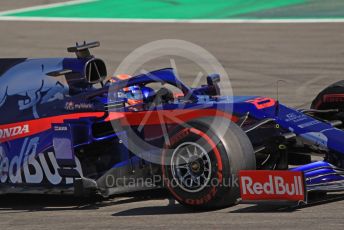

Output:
xmin=0 ymin=194 xmax=94 ymax=213
xmin=0 ymin=194 xmax=194 ymax=216
xmin=0 ymin=194 xmax=170 ymax=213
xmin=230 ymin=193 xmax=344 ymax=213
xmin=0 ymin=189 xmax=190 ymax=215
xmin=1 ymin=193 xmax=343 ymax=215
xmin=112 ymin=203 xmax=193 ymax=216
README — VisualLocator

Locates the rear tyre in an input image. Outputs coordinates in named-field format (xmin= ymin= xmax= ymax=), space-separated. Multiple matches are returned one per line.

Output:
xmin=162 ymin=117 xmax=255 ymax=210
xmin=311 ymin=80 xmax=344 ymax=122
xmin=311 ymin=80 xmax=344 ymax=110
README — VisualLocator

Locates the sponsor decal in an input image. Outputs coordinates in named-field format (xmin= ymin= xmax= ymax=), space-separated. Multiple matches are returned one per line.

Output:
xmin=285 ymin=112 xmax=308 ymax=123
xmin=239 ymin=170 xmax=305 ymax=202
xmin=65 ymin=101 xmax=94 ymax=111
xmin=0 ymin=137 xmax=82 ymax=185
xmin=298 ymin=120 xmax=321 ymax=129
xmin=0 ymin=124 xmax=29 ymax=142
xmin=54 ymin=126 xmax=68 ymax=131
xmin=0 ymin=112 xmax=105 ymax=142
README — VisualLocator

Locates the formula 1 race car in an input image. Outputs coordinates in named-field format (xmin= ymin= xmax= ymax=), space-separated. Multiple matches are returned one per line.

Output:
xmin=0 ymin=42 xmax=343 ymax=210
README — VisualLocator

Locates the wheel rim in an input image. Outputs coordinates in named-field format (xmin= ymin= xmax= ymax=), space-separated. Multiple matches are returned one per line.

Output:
xmin=170 ymin=142 xmax=212 ymax=193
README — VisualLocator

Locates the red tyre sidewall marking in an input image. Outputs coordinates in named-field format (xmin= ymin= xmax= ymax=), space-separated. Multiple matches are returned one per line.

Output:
xmin=162 ymin=127 xmax=223 ymax=205
xmin=161 ymin=128 xmax=191 ymax=202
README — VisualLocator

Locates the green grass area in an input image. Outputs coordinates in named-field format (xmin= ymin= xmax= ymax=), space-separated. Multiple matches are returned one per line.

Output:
xmin=3 ymin=0 xmax=307 ymax=19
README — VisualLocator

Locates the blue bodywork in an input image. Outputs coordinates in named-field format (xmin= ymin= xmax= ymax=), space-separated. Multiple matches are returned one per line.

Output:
xmin=0 ymin=53 xmax=343 ymax=197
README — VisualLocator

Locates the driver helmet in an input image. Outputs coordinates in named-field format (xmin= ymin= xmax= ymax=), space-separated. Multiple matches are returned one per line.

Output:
xmin=110 ymin=74 xmax=143 ymax=106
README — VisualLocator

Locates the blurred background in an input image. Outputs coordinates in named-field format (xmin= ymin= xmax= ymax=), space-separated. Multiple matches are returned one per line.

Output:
xmin=1 ymin=0 xmax=344 ymax=107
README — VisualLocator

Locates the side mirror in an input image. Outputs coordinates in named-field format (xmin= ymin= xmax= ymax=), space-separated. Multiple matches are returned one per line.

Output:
xmin=85 ymin=58 xmax=107 ymax=84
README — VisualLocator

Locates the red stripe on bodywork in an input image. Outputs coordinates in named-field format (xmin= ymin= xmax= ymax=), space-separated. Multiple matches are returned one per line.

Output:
xmin=0 ymin=112 xmax=105 ymax=142
xmin=107 ymin=109 xmax=238 ymax=126
xmin=0 ymin=109 xmax=237 ymax=142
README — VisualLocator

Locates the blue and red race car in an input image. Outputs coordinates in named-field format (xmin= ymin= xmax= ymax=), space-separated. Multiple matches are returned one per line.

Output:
xmin=0 ymin=41 xmax=343 ymax=210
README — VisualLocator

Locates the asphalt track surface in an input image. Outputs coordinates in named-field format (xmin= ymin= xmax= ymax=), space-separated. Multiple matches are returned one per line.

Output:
xmin=1 ymin=2 xmax=344 ymax=230
xmin=0 ymin=0 xmax=70 ymax=12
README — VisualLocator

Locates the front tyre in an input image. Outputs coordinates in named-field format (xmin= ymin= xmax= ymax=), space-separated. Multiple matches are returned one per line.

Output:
xmin=162 ymin=117 xmax=255 ymax=210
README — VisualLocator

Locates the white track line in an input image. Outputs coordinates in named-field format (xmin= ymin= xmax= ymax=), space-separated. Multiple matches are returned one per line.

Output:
xmin=0 ymin=0 xmax=96 ymax=16
xmin=1 ymin=16 xmax=344 ymax=23
xmin=0 ymin=0 xmax=344 ymax=24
